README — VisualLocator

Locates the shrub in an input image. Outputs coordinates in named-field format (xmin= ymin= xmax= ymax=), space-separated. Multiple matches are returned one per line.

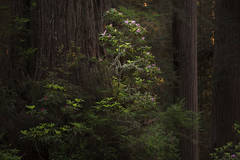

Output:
xmin=19 ymin=8 xmax=197 ymax=160
xmin=210 ymin=123 xmax=240 ymax=160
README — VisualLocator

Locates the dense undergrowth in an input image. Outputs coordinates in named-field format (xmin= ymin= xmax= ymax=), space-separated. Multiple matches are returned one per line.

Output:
xmin=0 ymin=8 xmax=200 ymax=160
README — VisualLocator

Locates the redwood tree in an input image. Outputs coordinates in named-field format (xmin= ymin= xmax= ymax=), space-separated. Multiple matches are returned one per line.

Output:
xmin=172 ymin=0 xmax=198 ymax=159
xmin=33 ymin=0 xmax=111 ymax=79
xmin=212 ymin=0 xmax=240 ymax=148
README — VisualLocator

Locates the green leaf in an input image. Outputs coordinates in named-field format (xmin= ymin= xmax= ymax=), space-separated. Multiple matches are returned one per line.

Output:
xmin=20 ymin=130 xmax=28 ymax=135
xmin=71 ymin=122 xmax=84 ymax=129
xmin=31 ymin=2 xmax=37 ymax=7
xmin=55 ymin=130 xmax=61 ymax=135
xmin=25 ymin=105 xmax=36 ymax=110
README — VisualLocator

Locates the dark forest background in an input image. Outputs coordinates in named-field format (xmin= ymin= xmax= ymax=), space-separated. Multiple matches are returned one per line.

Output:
xmin=0 ymin=0 xmax=240 ymax=160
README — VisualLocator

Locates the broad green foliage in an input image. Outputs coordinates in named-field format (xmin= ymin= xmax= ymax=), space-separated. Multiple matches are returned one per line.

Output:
xmin=14 ymin=17 xmax=30 ymax=32
xmin=139 ymin=124 xmax=180 ymax=160
xmin=99 ymin=8 xmax=162 ymax=112
xmin=16 ymin=8 xmax=197 ymax=160
xmin=95 ymin=97 xmax=126 ymax=112
xmin=0 ymin=149 xmax=21 ymax=160
xmin=25 ymin=105 xmax=36 ymax=110
xmin=45 ymin=83 xmax=66 ymax=91
xmin=211 ymin=124 xmax=240 ymax=160
xmin=0 ymin=132 xmax=21 ymax=160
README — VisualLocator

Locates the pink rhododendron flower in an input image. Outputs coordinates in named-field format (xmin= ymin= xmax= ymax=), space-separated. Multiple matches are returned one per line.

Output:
xmin=124 ymin=20 xmax=129 ymax=24
xmin=102 ymin=30 xmax=107 ymax=36
xmin=131 ymin=20 xmax=136 ymax=24
xmin=146 ymin=65 xmax=151 ymax=69
xmin=232 ymin=154 xmax=236 ymax=158
xmin=142 ymin=37 xmax=145 ymax=40
xmin=136 ymin=29 xmax=141 ymax=33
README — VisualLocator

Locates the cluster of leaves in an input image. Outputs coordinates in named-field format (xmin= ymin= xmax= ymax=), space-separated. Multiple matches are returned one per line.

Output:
xmin=0 ymin=132 xmax=21 ymax=160
xmin=18 ymin=73 xmax=127 ymax=159
xmin=17 ymin=8 xmax=197 ymax=160
xmin=99 ymin=8 xmax=162 ymax=111
xmin=0 ymin=149 xmax=21 ymax=160
xmin=21 ymin=83 xmax=92 ymax=160
xmin=210 ymin=124 xmax=240 ymax=160
xmin=97 ymin=8 xmax=194 ymax=160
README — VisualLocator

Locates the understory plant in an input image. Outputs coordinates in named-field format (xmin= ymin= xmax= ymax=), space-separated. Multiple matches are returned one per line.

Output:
xmin=0 ymin=149 xmax=21 ymax=160
xmin=19 ymin=8 xmax=197 ymax=160
xmin=211 ymin=123 xmax=240 ymax=160
xmin=0 ymin=133 xmax=21 ymax=160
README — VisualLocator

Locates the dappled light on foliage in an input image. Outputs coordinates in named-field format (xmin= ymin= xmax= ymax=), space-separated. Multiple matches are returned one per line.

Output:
xmin=1 ymin=0 xmax=240 ymax=160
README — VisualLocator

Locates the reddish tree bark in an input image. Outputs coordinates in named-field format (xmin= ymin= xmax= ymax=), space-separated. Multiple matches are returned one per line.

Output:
xmin=34 ymin=0 xmax=111 ymax=79
xmin=172 ymin=0 xmax=199 ymax=159
xmin=212 ymin=0 xmax=240 ymax=148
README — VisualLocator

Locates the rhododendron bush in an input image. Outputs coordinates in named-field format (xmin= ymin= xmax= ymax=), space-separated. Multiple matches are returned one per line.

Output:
xmin=0 ymin=9 xmax=197 ymax=160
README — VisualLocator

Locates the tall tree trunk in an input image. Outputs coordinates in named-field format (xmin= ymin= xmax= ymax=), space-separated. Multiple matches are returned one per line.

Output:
xmin=2 ymin=0 xmax=31 ymax=84
xmin=34 ymin=0 xmax=111 ymax=80
xmin=0 ymin=0 xmax=11 ymax=52
xmin=172 ymin=0 xmax=198 ymax=159
xmin=212 ymin=0 xmax=240 ymax=148
xmin=0 ymin=0 xmax=11 ymax=83
xmin=198 ymin=0 xmax=215 ymax=159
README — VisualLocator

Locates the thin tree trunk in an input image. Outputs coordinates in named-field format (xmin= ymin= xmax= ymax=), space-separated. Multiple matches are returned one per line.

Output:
xmin=5 ymin=0 xmax=31 ymax=82
xmin=0 ymin=0 xmax=11 ymax=82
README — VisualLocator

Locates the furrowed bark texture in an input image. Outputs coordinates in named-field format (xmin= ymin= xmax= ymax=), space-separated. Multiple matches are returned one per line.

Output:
xmin=34 ymin=0 xmax=111 ymax=79
xmin=197 ymin=0 xmax=214 ymax=159
xmin=172 ymin=0 xmax=198 ymax=159
xmin=212 ymin=0 xmax=240 ymax=148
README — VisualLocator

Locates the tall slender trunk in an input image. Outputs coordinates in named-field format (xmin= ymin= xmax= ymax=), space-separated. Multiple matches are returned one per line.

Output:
xmin=172 ymin=0 xmax=198 ymax=159
xmin=198 ymin=0 xmax=215 ymax=159
xmin=212 ymin=0 xmax=240 ymax=148
xmin=0 ymin=0 xmax=11 ymax=82
xmin=4 ymin=0 xmax=31 ymax=82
